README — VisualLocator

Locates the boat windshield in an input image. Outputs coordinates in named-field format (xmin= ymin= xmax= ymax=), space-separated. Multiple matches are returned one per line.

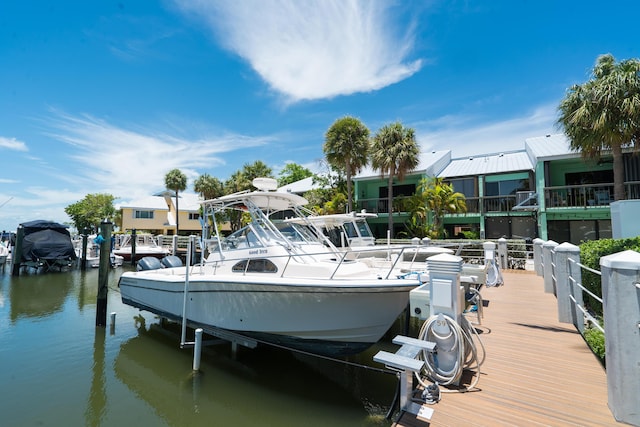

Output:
xmin=221 ymin=226 xmax=264 ymax=250
xmin=274 ymin=222 xmax=319 ymax=243
xmin=355 ymin=219 xmax=374 ymax=238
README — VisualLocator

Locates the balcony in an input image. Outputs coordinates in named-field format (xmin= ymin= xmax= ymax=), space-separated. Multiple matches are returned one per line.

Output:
xmin=544 ymin=181 xmax=640 ymax=208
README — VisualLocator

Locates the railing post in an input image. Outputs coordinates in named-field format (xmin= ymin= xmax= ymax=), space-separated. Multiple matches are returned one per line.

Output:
xmin=553 ymin=243 xmax=579 ymax=324
xmin=542 ymin=240 xmax=558 ymax=294
xmin=600 ymin=250 xmax=640 ymax=426
xmin=533 ymin=238 xmax=544 ymax=277
xmin=497 ymin=237 xmax=508 ymax=270
xmin=566 ymin=246 xmax=585 ymax=334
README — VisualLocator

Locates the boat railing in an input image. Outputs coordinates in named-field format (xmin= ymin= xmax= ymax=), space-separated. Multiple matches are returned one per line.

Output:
xmin=196 ymin=244 xmax=421 ymax=281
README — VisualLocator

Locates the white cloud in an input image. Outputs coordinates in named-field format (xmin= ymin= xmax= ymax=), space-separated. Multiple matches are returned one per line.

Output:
xmin=173 ymin=0 xmax=422 ymax=102
xmin=0 ymin=136 xmax=28 ymax=151
xmin=416 ymin=103 xmax=560 ymax=158
xmin=43 ymin=111 xmax=274 ymax=202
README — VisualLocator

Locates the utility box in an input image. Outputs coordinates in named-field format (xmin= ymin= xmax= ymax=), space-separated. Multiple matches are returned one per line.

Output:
xmin=409 ymin=284 xmax=430 ymax=320
xmin=611 ymin=200 xmax=640 ymax=239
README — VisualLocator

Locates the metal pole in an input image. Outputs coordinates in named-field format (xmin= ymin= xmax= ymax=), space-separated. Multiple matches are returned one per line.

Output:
xmin=180 ymin=236 xmax=193 ymax=346
xmin=193 ymin=328 xmax=203 ymax=371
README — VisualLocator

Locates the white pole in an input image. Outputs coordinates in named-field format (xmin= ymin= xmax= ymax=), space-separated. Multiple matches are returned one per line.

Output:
xmin=180 ymin=236 xmax=193 ymax=347
xmin=193 ymin=328 xmax=203 ymax=371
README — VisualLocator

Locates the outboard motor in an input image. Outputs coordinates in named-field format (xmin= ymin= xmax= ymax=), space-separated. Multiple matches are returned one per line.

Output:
xmin=161 ymin=255 xmax=183 ymax=268
xmin=137 ymin=256 xmax=162 ymax=271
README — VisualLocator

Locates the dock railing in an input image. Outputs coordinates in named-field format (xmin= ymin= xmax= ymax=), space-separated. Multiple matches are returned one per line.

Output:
xmin=533 ymin=238 xmax=640 ymax=426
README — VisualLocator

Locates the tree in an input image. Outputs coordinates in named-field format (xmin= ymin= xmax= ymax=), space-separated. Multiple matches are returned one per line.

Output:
xmin=323 ymin=116 xmax=370 ymax=212
xmin=557 ymin=53 xmax=640 ymax=201
xmin=164 ymin=169 xmax=187 ymax=235
xmin=242 ymin=160 xmax=274 ymax=185
xmin=371 ymin=122 xmax=420 ymax=238
xmin=65 ymin=193 xmax=116 ymax=233
xmin=278 ymin=162 xmax=313 ymax=186
xmin=418 ymin=177 xmax=466 ymax=238
xmin=194 ymin=173 xmax=224 ymax=200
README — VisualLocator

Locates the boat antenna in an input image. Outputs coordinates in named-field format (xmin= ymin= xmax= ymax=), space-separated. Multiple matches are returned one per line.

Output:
xmin=0 ymin=197 xmax=13 ymax=209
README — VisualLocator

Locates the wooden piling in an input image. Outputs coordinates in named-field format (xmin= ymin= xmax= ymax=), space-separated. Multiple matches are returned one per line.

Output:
xmin=130 ymin=228 xmax=137 ymax=266
xmin=11 ymin=225 xmax=23 ymax=276
xmin=80 ymin=231 xmax=88 ymax=271
xmin=96 ymin=220 xmax=112 ymax=327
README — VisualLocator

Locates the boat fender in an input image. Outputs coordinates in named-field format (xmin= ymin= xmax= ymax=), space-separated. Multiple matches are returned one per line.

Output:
xmin=161 ymin=255 xmax=183 ymax=268
xmin=137 ymin=256 xmax=163 ymax=271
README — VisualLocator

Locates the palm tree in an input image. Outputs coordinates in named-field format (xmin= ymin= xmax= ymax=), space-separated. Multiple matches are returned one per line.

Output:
xmin=371 ymin=122 xmax=420 ymax=238
xmin=557 ymin=53 xmax=640 ymax=201
xmin=420 ymin=177 xmax=466 ymax=238
xmin=323 ymin=116 xmax=370 ymax=211
xmin=194 ymin=173 xmax=224 ymax=200
xmin=164 ymin=169 xmax=187 ymax=235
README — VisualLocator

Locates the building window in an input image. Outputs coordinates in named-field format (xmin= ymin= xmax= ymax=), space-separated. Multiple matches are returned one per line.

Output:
xmin=448 ymin=178 xmax=476 ymax=197
xmin=188 ymin=213 xmax=200 ymax=220
xmin=485 ymin=179 xmax=530 ymax=196
xmin=134 ymin=210 xmax=154 ymax=219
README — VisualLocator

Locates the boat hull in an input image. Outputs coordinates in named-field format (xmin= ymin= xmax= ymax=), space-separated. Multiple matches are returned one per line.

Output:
xmin=119 ymin=271 xmax=417 ymax=356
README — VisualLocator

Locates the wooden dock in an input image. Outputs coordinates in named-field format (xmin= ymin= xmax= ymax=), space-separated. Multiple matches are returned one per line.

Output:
xmin=394 ymin=270 xmax=617 ymax=427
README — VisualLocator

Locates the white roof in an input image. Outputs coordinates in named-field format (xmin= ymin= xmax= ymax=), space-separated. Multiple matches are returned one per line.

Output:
xmin=438 ymin=151 xmax=533 ymax=178
xmin=119 ymin=193 xmax=201 ymax=212
xmin=525 ymin=134 xmax=577 ymax=161
xmin=355 ymin=149 xmax=451 ymax=179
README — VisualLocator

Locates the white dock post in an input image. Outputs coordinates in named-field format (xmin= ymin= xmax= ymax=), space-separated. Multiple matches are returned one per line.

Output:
xmin=542 ymin=240 xmax=558 ymax=294
xmin=193 ymin=328 xmax=203 ymax=371
xmin=600 ymin=250 xmax=640 ymax=426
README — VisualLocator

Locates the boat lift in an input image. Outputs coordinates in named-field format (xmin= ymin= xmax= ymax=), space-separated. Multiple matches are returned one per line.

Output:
xmin=374 ymin=252 xmax=488 ymax=422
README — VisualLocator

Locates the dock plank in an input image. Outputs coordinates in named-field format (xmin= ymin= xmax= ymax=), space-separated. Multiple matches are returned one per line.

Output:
xmin=393 ymin=270 xmax=615 ymax=427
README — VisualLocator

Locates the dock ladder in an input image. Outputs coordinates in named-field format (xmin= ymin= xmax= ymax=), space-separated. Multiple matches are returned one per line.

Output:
xmin=374 ymin=335 xmax=437 ymax=422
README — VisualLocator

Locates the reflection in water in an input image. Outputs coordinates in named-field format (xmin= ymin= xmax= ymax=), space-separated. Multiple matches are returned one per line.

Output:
xmin=0 ymin=269 xmax=402 ymax=427
xmin=87 ymin=327 xmax=106 ymax=427
xmin=9 ymin=272 xmax=73 ymax=322
xmin=115 ymin=318 xmax=396 ymax=426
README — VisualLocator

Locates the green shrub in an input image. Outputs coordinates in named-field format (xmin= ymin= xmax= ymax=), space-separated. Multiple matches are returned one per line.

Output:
xmin=584 ymin=326 xmax=605 ymax=362
xmin=578 ymin=237 xmax=640 ymax=316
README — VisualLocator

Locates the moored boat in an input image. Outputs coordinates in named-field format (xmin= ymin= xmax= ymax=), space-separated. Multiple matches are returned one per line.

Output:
xmin=118 ymin=179 xmax=421 ymax=356
xmin=113 ymin=233 xmax=168 ymax=261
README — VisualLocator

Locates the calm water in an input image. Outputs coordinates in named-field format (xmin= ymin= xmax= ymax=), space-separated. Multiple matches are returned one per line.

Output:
xmin=0 ymin=265 xmax=402 ymax=427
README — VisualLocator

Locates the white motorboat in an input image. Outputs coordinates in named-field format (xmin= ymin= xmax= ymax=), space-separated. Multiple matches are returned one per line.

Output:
xmin=0 ymin=243 xmax=8 ymax=266
xmin=118 ymin=179 xmax=421 ymax=356
xmin=74 ymin=236 xmax=124 ymax=268
xmin=113 ymin=234 xmax=168 ymax=262
xmin=286 ymin=211 xmax=453 ymax=269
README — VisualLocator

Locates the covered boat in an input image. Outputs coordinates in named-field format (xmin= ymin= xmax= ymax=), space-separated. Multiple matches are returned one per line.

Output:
xmin=19 ymin=220 xmax=77 ymax=271
xmin=119 ymin=179 xmax=421 ymax=357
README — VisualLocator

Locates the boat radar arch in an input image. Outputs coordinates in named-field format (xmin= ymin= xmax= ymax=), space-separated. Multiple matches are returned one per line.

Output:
xmin=252 ymin=177 xmax=278 ymax=191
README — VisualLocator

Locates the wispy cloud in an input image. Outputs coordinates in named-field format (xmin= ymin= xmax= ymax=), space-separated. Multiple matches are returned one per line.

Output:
xmin=172 ymin=0 xmax=423 ymax=102
xmin=416 ymin=103 xmax=560 ymax=158
xmin=43 ymin=110 xmax=273 ymax=202
xmin=0 ymin=136 xmax=28 ymax=151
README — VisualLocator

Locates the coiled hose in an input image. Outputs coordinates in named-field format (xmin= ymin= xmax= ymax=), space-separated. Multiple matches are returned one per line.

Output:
xmin=415 ymin=312 xmax=486 ymax=392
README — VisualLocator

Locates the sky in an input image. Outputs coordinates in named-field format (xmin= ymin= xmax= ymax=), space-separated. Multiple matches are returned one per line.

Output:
xmin=1 ymin=0 xmax=639 ymax=232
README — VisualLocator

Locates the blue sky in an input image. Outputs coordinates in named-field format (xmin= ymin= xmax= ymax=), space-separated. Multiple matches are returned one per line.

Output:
xmin=1 ymin=0 xmax=639 ymax=231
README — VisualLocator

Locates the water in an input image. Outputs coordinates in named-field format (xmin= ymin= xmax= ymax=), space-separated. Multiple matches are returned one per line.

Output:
xmin=0 ymin=266 xmax=401 ymax=426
